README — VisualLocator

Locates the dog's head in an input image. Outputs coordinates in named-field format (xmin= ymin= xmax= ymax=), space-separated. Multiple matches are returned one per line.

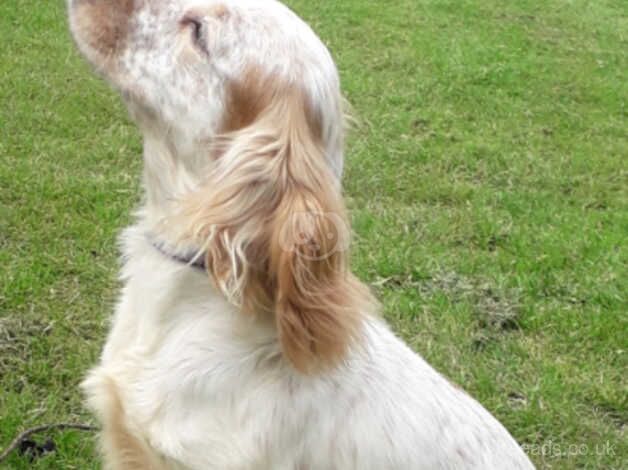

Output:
xmin=68 ymin=0 xmax=374 ymax=372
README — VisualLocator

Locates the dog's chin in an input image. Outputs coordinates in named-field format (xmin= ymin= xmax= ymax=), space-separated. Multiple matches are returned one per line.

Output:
xmin=124 ymin=94 xmax=163 ymax=129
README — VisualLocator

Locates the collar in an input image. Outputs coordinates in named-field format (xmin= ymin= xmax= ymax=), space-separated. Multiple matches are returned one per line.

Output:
xmin=147 ymin=235 xmax=207 ymax=271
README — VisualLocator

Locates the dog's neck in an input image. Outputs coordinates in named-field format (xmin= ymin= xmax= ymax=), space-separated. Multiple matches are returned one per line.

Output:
xmin=139 ymin=131 xmax=205 ymax=233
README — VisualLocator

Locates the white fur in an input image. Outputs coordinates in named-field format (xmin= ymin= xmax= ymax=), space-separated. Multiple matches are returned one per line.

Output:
xmin=68 ymin=0 xmax=535 ymax=468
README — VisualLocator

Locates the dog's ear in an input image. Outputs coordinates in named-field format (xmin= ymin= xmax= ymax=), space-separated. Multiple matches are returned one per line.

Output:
xmin=181 ymin=73 xmax=372 ymax=372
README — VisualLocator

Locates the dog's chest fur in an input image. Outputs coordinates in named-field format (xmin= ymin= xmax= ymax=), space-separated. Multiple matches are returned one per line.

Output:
xmin=83 ymin=223 xmax=530 ymax=470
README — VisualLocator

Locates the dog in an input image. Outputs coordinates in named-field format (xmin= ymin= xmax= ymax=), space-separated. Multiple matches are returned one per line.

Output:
xmin=67 ymin=0 xmax=535 ymax=468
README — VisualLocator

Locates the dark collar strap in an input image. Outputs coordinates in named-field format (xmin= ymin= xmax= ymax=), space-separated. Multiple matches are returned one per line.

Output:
xmin=147 ymin=235 xmax=207 ymax=271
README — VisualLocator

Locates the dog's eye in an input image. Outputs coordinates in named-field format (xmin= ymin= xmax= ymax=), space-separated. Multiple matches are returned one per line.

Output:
xmin=191 ymin=19 xmax=203 ymax=43
xmin=181 ymin=16 xmax=205 ymax=50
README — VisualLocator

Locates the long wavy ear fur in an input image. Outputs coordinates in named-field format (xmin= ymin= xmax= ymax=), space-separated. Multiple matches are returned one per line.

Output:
xmin=180 ymin=69 xmax=373 ymax=372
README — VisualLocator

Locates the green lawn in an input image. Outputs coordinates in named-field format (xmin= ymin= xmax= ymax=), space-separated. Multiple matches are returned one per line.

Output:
xmin=1 ymin=0 xmax=626 ymax=468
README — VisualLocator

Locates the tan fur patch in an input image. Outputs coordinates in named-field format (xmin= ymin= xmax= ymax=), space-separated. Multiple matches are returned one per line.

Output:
xmin=221 ymin=65 xmax=276 ymax=133
xmin=221 ymin=66 xmax=322 ymax=139
xmin=100 ymin=379 xmax=165 ymax=469
xmin=74 ymin=0 xmax=135 ymax=55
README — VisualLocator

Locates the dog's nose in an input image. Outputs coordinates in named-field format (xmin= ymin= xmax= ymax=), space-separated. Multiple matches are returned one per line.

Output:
xmin=68 ymin=0 xmax=136 ymax=58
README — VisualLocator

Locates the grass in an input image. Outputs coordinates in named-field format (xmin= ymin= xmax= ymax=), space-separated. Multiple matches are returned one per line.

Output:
xmin=0 ymin=0 xmax=626 ymax=468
